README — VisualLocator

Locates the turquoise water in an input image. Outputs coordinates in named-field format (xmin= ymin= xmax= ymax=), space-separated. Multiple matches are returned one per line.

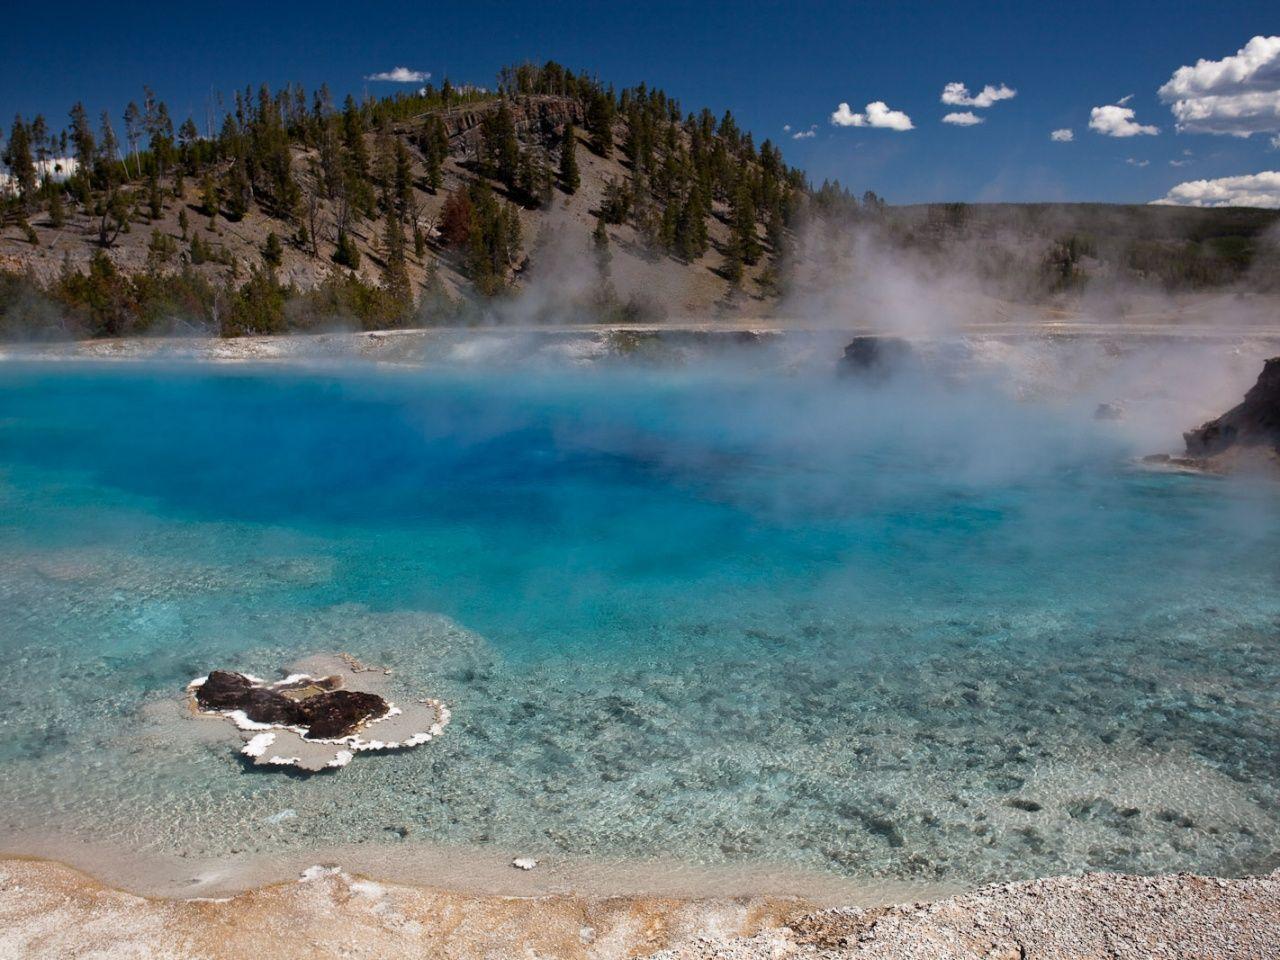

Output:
xmin=1 ymin=353 xmax=1278 ymax=884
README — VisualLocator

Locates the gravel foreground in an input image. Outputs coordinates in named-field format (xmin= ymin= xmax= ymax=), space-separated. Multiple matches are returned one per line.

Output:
xmin=1 ymin=859 xmax=1277 ymax=959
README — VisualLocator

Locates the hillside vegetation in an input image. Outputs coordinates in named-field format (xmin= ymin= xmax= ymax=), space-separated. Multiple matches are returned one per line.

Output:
xmin=0 ymin=62 xmax=807 ymax=338
xmin=2 ymin=62 xmax=1279 ymax=340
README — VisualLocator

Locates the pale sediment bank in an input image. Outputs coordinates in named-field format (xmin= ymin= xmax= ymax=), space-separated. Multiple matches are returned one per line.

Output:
xmin=1 ymin=856 xmax=1276 ymax=960
xmin=4 ymin=318 xmax=1280 ymax=369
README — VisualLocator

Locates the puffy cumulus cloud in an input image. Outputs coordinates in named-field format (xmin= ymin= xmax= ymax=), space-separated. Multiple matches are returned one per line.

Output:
xmin=365 ymin=67 xmax=431 ymax=83
xmin=831 ymin=101 xmax=914 ymax=131
xmin=1158 ymin=36 xmax=1280 ymax=136
xmin=942 ymin=111 xmax=983 ymax=126
xmin=1151 ymin=170 xmax=1280 ymax=208
xmin=1050 ymin=128 xmax=1074 ymax=142
xmin=792 ymin=124 xmax=817 ymax=139
xmin=1089 ymin=104 xmax=1159 ymax=137
xmin=940 ymin=82 xmax=1016 ymax=108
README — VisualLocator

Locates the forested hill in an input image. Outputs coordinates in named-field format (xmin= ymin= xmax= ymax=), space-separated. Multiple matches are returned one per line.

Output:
xmin=3 ymin=60 xmax=1279 ymax=341
xmin=0 ymin=61 xmax=811 ymax=338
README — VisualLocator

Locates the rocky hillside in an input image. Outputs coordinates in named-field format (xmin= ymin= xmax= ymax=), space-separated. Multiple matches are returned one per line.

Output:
xmin=0 ymin=63 xmax=808 ymax=337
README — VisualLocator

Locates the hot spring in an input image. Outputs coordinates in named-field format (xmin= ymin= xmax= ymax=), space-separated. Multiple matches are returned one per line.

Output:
xmin=1 ymin=339 xmax=1278 ymax=889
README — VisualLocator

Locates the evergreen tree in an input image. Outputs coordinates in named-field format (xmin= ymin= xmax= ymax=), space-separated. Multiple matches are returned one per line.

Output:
xmin=392 ymin=139 xmax=414 ymax=218
xmin=333 ymin=230 xmax=361 ymax=269
xmin=418 ymin=115 xmax=448 ymax=191
xmin=68 ymin=102 xmax=96 ymax=182
xmin=262 ymin=231 xmax=283 ymax=267
xmin=200 ymin=173 xmax=220 ymax=220
xmin=730 ymin=178 xmax=762 ymax=266
xmin=587 ymin=89 xmax=615 ymax=156
xmin=46 ymin=183 xmax=65 ymax=227
xmin=380 ymin=207 xmax=411 ymax=311
xmin=559 ymin=123 xmax=580 ymax=193
xmin=3 ymin=116 xmax=36 ymax=204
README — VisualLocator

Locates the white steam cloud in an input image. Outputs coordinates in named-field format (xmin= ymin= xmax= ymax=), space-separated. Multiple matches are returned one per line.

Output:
xmin=1158 ymin=35 xmax=1280 ymax=136
xmin=831 ymin=101 xmax=914 ymax=131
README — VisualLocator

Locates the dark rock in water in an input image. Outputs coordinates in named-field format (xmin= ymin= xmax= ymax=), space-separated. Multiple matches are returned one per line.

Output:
xmin=1184 ymin=357 xmax=1280 ymax=457
xmin=838 ymin=336 xmax=915 ymax=378
xmin=194 ymin=670 xmax=389 ymax=740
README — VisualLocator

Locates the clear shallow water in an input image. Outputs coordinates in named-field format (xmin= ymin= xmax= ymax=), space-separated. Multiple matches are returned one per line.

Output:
xmin=1 ymin=354 xmax=1278 ymax=885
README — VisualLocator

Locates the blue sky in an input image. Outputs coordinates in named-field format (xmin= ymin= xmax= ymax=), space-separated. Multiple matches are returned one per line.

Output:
xmin=2 ymin=1 xmax=1277 ymax=205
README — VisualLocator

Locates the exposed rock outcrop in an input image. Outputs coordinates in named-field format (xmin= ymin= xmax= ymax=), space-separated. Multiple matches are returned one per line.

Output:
xmin=194 ymin=670 xmax=388 ymax=740
xmin=1184 ymin=357 xmax=1280 ymax=457
xmin=838 ymin=336 xmax=915 ymax=378
xmin=188 ymin=658 xmax=450 ymax=771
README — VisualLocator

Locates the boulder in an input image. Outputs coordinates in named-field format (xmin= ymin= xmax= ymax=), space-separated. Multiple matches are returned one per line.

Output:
xmin=838 ymin=336 xmax=915 ymax=378
xmin=1184 ymin=357 xmax=1280 ymax=457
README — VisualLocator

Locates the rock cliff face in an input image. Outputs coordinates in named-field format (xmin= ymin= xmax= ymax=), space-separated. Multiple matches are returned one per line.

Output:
xmin=422 ymin=95 xmax=586 ymax=157
xmin=1184 ymin=357 xmax=1280 ymax=457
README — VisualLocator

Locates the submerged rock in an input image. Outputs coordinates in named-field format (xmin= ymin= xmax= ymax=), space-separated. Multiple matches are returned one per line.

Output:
xmin=188 ymin=657 xmax=449 ymax=772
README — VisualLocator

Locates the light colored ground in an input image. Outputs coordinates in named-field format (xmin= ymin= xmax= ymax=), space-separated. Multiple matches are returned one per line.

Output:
xmin=1 ymin=858 xmax=1276 ymax=959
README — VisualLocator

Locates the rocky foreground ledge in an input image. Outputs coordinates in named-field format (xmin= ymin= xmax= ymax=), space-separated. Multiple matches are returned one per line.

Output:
xmin=1 ymin=859 xmax=1276 ymax=959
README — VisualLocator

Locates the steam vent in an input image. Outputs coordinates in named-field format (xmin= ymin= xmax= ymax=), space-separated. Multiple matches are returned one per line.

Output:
xmin=188 ymin=657 xmax=449 ymax=771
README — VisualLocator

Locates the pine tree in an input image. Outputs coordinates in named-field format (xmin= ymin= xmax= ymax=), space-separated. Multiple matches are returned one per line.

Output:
xmin=559 ymin=123 xmax=580 ymax=193
xmin=380 ymin=207 xmax=411 ymax=310
xmin=393 ymin=139 xmax=414 ymax=218
xmin=592 ymin=216 xmax=611 ymax=273
xmin=333 ymin=230 xmax=361 ymax=269
xmin=262 ymin=231 xmax=283 ymax=267
xmin=3 ymin=116 xmax=36 ymax=204
xmin=418 ymin=115 xmax=448 ymax=191
xmin=68 ymin=102 xmax=96 ymax=180
xmin=730 ymin=178 xmax=761 ymax=266
xmin=587 ymin=90 xmax=615 ymax=156
xmin=200 ymin=173 xmax=220 ymax=221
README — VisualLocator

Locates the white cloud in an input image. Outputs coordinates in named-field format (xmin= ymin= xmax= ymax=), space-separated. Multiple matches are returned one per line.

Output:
xmin=1151 ymin=170 xmax=1280 ymax=208
xmin=791 ymin=124 xmax=817 ymax=139
xmin=831 ymin=101 xmax=914 ymax=131
xmin=1126 ymin=158 xmax=1150 ymax=167
xmin=1089 ymin=104 xmax=1159 ymax=137
xmin=1272 ymin=134 xmax=1280 ymax=149
xmin=942 ymin=111 xmax=983 ymax=126
xmin=1117 ymin=94 xmax=1135 ymax=106
xmin=1169 ymin=159 xmax=1191 ymax=167
xmin=1050 ymin=128 xmax=1074 ymax=142
xmin=940 ymin=82 xmax=1016 ymax=108
xmin=365 ymin=66 xmax=431 ymax=83
xmin=1158 ymin=36 xmax=1280 ymax=136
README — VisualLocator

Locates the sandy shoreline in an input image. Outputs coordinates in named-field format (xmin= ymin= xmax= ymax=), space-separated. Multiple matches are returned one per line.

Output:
xmin=1 ymin=855 xmax=1276 ymax=959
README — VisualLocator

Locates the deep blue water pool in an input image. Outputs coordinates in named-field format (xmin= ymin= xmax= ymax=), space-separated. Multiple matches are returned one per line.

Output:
xmin=1 ymin=355 xmax=1277 ymax=884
